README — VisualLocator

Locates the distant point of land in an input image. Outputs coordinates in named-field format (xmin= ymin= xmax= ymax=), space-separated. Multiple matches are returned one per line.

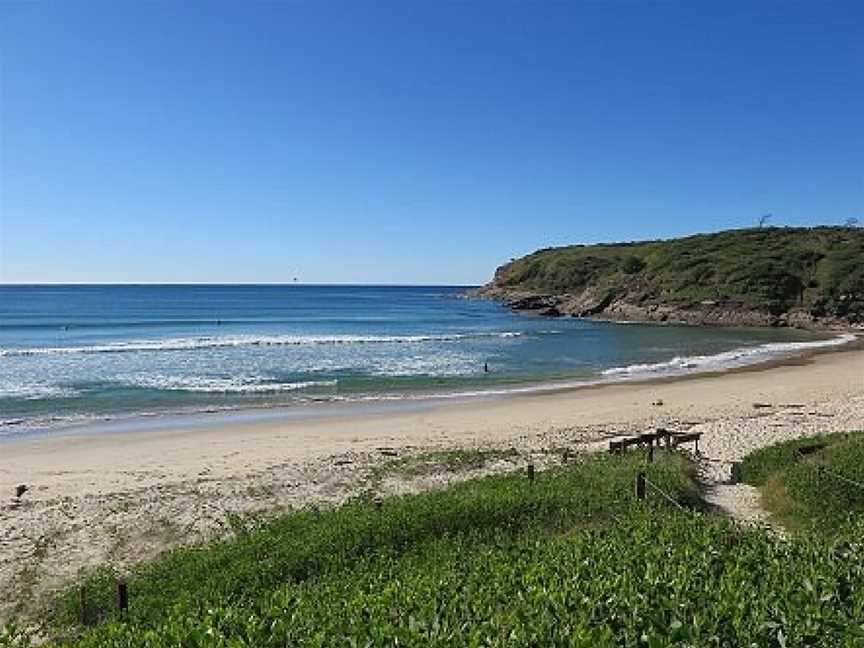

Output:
xmin=475 ymin=226 xmax=864 ymax=329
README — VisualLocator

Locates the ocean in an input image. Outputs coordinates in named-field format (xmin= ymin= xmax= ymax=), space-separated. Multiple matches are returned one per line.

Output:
xmin=0 ymin=284 xmax=851 ymax=437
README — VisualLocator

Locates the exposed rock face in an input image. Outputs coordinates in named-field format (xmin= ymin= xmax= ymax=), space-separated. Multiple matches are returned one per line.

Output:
xmin=473 ymin=284 xmax=855 ymax=330
xmin=503 ymin=295 xmax=562 ymax=317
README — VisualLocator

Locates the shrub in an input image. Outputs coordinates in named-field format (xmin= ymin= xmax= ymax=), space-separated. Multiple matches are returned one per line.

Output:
xmin=620 ymin=255 xmax=645 ymax=274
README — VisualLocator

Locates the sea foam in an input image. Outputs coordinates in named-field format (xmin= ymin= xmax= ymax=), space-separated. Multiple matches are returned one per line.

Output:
xmin=123 ymin=374 xmax=339 ymax=394
xmin=601 ymin=333 xmax=856 ymax=378
xmin=0 ymin=381 xmax=80 ymax=400
xmin=0 ymin=331 xmax=524 ymax=357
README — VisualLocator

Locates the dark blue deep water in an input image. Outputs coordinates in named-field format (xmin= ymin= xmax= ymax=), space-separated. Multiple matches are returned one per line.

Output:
xmin=0 ymin=285 xmax=844 ymax=435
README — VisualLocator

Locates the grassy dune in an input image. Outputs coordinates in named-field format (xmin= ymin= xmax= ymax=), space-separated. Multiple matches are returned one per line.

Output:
xmin=739 ymin=431 xmax=864 ymax=533
xmin=4 ymin=448 xmax=863 ymax=647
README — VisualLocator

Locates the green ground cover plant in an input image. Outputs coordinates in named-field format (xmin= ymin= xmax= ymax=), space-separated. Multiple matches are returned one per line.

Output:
xmin=739 ymin=431 xmax=864 ymax=533
xmin=367 ymin=447 xmax=521 ymax=484
xmin=29 ymin=452 xmax=691 ymax=637
xmin=3 ymin=448 xmax=863 ymax=647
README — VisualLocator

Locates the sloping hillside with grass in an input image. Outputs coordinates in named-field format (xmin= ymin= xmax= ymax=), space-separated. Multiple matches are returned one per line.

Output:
xmin=476 ymin=227 xmax=864 ymax=328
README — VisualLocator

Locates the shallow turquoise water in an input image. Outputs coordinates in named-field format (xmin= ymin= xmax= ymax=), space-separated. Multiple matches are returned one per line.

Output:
xmin=0 ymin=285 xmax=843 ymax=435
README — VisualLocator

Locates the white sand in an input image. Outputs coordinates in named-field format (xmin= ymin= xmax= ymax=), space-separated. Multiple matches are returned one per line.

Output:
xmin=0 ymin=346 xmax=862 ymax=621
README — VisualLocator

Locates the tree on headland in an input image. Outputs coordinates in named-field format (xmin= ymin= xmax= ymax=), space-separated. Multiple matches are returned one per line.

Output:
xmin=844 ymin=217 xmax=860 ymax=228
xmin=757 ymin=213 xmax=773 ymax=228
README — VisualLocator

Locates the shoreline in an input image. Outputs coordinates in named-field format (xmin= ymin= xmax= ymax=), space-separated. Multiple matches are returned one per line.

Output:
xmin=2 ymin=341 xmax=862 ymax=498
xmin=2 ymin=331 xmax=859 ymax=443
xmin=1 ymin=343 xmax=862 ymax=623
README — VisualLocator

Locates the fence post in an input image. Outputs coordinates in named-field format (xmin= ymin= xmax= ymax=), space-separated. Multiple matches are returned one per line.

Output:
xmin=635 ymin=472 xmax=646 ymax=500
xmin=730 ymin=462 xmax=742 ymax=484
xmin=117 ymin=580 xmax=128 ymax=616
xmin=647 ymin=444 xmax=654 ymax=464
xmin=79 ymin=586 xmax=87 ymax=625
xmin=527 ymin=463 xmax=535 ymax=483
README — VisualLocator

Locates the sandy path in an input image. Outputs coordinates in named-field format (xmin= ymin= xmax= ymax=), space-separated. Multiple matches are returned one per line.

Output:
xmin=611 ymin=386 xmax=864 ymax=528
xmin=0 ymin=346 xmax=861 ymax=623
xmin=691 ymin=392 xmax=864 ymax=527
xmin=703 ymin=483 xmax=772 ymax=526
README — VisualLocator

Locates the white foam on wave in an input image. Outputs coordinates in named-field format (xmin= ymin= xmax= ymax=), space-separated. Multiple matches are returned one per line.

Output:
xmin=0 ymin=414 xmax=91 ymax=433
xmin=601 ymin=333 xmax=857 ymax=378
xmin=124 ymin=374 xmax=339 ymax=394
xmin=0 ymin=381 xmax=79 ymax=400
xmin=0 ymin=331 xmax=525 ymax=357
xmin=2 ymin=333 xmax=855 ymax=434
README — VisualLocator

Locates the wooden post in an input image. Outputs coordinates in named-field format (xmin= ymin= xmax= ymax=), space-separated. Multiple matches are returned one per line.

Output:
xmin=695 ymin=437 xmax=700 ymax=455
xmin=527 ymin=463 xmax=535 ymax=483
xmin=79 ymin=586 xmax=87 ymax=625
xmin=635 ymin=472 xmax=646 ymax=500
xmin=647 ymin=444 xmax=654 ymax=464
xmin=730 ymin=462 xmax=742 ymax=484
xmin=657 ymin=428 xmax=672 ymax=450
xmin=117 ymin=580 xmax=128 ymax=615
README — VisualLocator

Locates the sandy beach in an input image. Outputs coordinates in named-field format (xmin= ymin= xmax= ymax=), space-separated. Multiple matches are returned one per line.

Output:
xmin=1 ymin=344 xmax=862 ymax=622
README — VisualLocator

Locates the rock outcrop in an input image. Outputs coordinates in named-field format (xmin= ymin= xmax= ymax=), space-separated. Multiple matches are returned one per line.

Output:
xmin=472 ymin=227 xmax=864 ymax=330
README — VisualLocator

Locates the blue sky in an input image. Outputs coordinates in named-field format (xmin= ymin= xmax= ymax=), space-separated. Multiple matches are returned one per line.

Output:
xmin=1 ymin=1 xmax=862 ymax=284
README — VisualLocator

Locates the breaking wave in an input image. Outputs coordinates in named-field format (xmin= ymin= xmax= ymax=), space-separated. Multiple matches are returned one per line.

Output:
xmin=0 ymin=381 xmax=80 ymax=400
xmin=0 ymin=331 xmax=524 ymax=357
xmin=602 ymin=334 xmax=856 ymax=378
xmin=123 ymin=375 xmax=339 ymax=394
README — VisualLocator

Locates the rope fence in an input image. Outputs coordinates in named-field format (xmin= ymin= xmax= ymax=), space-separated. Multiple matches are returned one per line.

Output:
xmin=644 ymin=475 xmax=687 ymax=511
xmin=814 ymin=465 xmax=864 ymax=491
xmin=634 ymin=471 xmax=687 ymax=511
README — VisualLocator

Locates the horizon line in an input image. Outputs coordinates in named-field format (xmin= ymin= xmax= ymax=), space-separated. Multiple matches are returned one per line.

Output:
xmin=0 ymin=281 xmax=483 ymax=287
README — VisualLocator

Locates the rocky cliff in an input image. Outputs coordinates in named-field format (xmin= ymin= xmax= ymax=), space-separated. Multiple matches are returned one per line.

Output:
xmin=474 ymin=227 xmax=864 ymax=330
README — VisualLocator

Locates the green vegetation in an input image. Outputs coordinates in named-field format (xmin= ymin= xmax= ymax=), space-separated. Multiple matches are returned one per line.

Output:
xmin=368 ymin=447 xmax=521 ymax=483
xmin=489 ymin=226 xmax=864 ymax=322
xmin=3 ymin=447 xmax=864 ymax=647
xmin=739 ymin=431 xmax=864 ymax=533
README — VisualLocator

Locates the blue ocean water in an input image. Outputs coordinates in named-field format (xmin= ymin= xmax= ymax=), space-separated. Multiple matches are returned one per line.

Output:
xmin=0 ymin=285 xmax=848 ymax=435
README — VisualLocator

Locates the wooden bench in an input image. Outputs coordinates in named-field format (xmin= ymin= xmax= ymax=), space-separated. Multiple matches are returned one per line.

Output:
xmin=669 ymin=431 xmax=702 ymax=454
xmin=609 ymin=431 xmax=661 ymax=454
xmin=608 ymin=428 xmax=701 ymax=455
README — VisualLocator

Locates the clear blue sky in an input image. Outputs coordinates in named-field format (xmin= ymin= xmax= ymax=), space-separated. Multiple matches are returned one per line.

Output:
xmin=1 ymin=1 xmax=862 ymax=284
